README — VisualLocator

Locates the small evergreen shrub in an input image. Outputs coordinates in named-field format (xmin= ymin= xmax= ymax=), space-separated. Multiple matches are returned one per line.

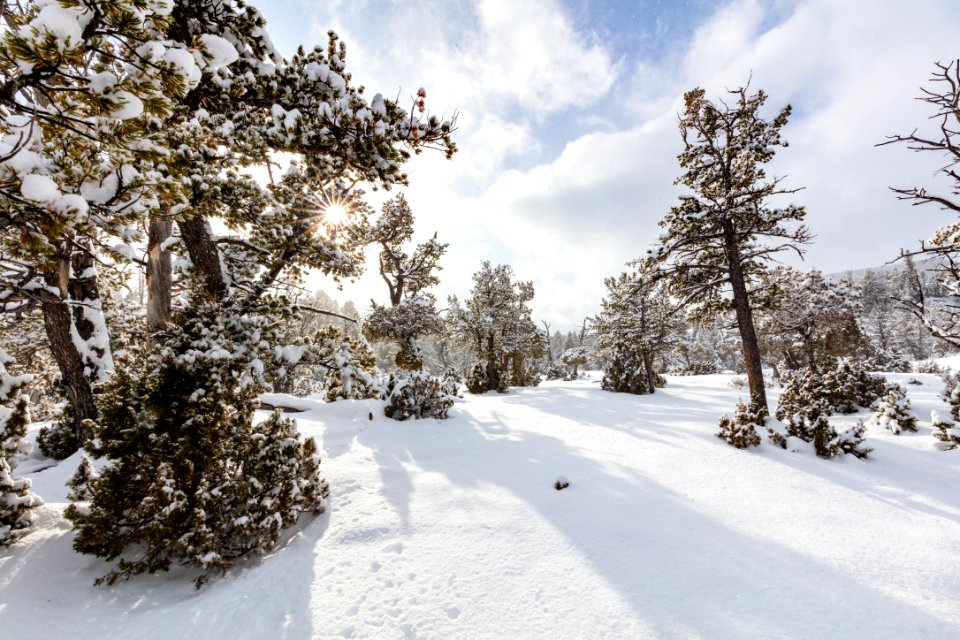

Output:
xmin=867 ymin=384 xmax=918 ymax=434
xmin=942 ymin=371 xmax=960 ymax=421
xmin=441 ymin=369 xmax=464 ymax=398
xmin=1 ymin=397 xmax=30 ymax=468
xmin=717 ymin=401 xmax=764 ymax=449
xmin=0 ymin=458 xmax=43 ymax=547
xmin=602 ymin=348 xmax=649 ymax=394
xmin=931 ymin=410 xmax=960 ymax=450
xmin=0 ymin=349 xmax=42 ymax=546
xmin=545 ymin=363 xmax=566 ymax=381
xmin=466 ymin=363 xmax=487 ymax=394
xmin=36 ymin=409 xmax=82 ymax=461
xmin=383 ymin=372 xmax=454 ymax=421
xmin=775 ymin=366 xmax=871 ymax=458
xmin=65 ymin=301 xmax=330 ymax=587
xmin=914 ymin=359 xmax=947 ymax=375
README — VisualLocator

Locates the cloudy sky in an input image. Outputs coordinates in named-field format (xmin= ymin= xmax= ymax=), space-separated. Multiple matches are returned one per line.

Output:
xmin=257 ymin=0 xmax=959 ymax=330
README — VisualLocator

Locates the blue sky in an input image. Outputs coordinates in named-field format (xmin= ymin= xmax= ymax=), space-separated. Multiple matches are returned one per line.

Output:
xmin=254 ymin=0 xmax=960 ymax=329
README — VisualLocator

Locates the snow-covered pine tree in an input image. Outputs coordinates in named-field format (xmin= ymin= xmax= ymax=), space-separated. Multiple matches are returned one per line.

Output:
xmin=0 ymin=349 xmax=42 ymax=546
xmin=448 ymin=262 xmax=542 ymax=393
xmin=362 ymin=194 xmax=446 ymax=372
xmin=594 ymin=267 xmax=679 ymax=394
xmin=0 ymin=349 xmax=32 ymax=468
xmin=66 ymin=299 xmax=330 ymax=586
xmin=717 ymin=400 xmax=764 ymax=449
xmin=0 ymin=1 xmax=210 ymax=448
xmin=648 ymin=85 xmax=811 ymax=411
xmin=931 ymin=410 xmax=960 ymax=450
xmin=65 ymin=2 xmax=456 ymax=586
xmin=757 ymin=268 xmax=870 ymax=373
xmin=867 ymin=383 xmax=918 ymax=434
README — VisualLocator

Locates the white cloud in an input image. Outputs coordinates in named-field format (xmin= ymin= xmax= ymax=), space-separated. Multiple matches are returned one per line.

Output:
xmin=266 ymin=0 xmax=960 ymax=330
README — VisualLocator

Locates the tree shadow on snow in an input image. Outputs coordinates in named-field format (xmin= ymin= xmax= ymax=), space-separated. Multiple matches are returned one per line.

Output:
xmin=355 ymin=399 xmax=954 ymax=639
xmin=0 ymin=505 xmax=328 ymax=640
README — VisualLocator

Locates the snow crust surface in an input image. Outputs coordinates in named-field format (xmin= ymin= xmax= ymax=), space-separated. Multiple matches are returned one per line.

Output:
xmin=2 ymin=372 xmax=959 ymax=639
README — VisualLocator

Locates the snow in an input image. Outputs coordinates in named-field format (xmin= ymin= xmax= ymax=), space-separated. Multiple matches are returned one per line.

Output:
xmin=3 ymin=372 xmax=960 ymax=638
xmin=111 ymin=91 xmax=144 ymax=120
xmin=197 ymin=34 xmax=239 ymax=69
xmin=19 ymin=174 xmax=59 ymax=202
xmin=24 ymin=4 xmax=86 ymax=52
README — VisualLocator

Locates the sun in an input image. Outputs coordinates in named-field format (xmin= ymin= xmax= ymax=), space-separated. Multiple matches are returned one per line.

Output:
xmin=324 ymin=203 xmax=349 ymax=225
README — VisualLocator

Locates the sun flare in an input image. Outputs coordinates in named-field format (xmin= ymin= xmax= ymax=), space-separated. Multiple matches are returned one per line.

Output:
xmin=324 ymin=203 xmax=349 ymax=224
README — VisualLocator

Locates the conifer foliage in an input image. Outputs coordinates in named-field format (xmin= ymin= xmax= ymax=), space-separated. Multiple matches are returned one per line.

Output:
xmin=716 ymin=401 xmax=764 ymax=449
xmin=383 ymin=372 xmax=454 ymax=421
xmin=773 ymin=363 xmax=873 ymax=458
xmin=649 ymin=84 xmax=811 ymax=411
xmin=65 ymin=301 xmax=330 ymax=586
xmin=0 ymin=349 xmax=42 ymax=547
xmin=867 ymin=384 xmax=918 ymax=434
xmin=594 ymin=268 xmax=677 ymax=394
xmin=449 ymin=262 xmax=542 ymax=394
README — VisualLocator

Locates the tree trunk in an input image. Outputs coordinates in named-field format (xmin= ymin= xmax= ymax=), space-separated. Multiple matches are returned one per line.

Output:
xmin=485 ymin=334 xmax=499 ymax=392
xmin=41 ymin=256 xmax=97 ymax=442
xmin=642 ymin=350 xmax=656 ymax=394
xmin=723 ymin=222 xmax=768 ymax=411
xmin=178 ymin=216 xmax=226 ymax=301
xmin=146 ymin=218 xmax=173 ymax=339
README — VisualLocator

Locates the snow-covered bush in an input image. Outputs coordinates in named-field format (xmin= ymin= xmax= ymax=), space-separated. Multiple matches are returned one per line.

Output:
xmin=383 ymin=372 xmax=454 ymax=421
xmin=66 ymin=301 xmax=330 ymax=586
xmin=466 ymin=362 xmax=505 ymax=394
xmin=441 ymin=369 xmax=464 ymax=398
xmin=867 ymin=384 xmax=918 ymax=434
xmin=716 ymin=401 xmax=764 ymax=449
xmin=0 ymin=356 xmax=31 ymax=468
xmin=0 ymin=349 xmax=41 ymax=546
xmin=779 ymin=361 xmax=884 ymax=420
xmin=545 ymin=363 xmax=566 ymax=381
xmin=775 ymin=367 xmax=872 ymax=458
xmin=914 ymin=359 xmax=947 ymax=375
xmin=931 ymin=410 xmax=960 ymax=450
xmin=942 ymin=371 xmax=960 ymax=421
xmin=36 ymin=404 xmax=82 ymax=460
xmin=821 ymin=361 xmax=886 ymax=414
xmin=0 ymin=458 xmax=43 ymax=547
xmin=601 ymin=342 xmax=651 ymax=394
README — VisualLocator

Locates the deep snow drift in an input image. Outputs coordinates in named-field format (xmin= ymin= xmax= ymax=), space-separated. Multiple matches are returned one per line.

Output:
xmin=2 ymin=372 xmax=959 ymax=639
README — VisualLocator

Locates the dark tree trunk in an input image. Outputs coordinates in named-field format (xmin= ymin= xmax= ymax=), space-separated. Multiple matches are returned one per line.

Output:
xmin=146 ymin=218 xmax=173 ymax=339
xmin=485 ymin=334 xmax=499 ymax=392
xmin=642 ymin=350 xmax=656 ymax=394
xmin=41 ymin=256 xmax=97 ymax=442
xmin=723 ymin=221 xmax=768 ymax=411
xmin=178 ymin=216 xmax=226 ymax=301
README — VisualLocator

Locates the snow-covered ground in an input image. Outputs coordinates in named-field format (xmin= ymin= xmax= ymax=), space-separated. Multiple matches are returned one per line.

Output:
xmin=3 ymin=372 xmax=959 ymax=639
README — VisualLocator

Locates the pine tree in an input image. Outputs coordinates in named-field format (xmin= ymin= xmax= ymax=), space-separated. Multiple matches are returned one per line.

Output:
xmin=649 ymin=85 xmax=811 ymax=411
xmin=57 ymin=1 xmax=456 ymax=584
xmin=594 ymin=267 xmax=678 ymax=394
xmin=867 ymin=384 xmax=918 ymax=434
xmin=65 ymin=299 xmax=330 ymax=586
xmin=757 ymin=268 xmax=869 ymax=373
xmin=448 ymin=262 xmax=542 ymax=393
xmin=362 ymin=194 xmax=446 ymax=371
